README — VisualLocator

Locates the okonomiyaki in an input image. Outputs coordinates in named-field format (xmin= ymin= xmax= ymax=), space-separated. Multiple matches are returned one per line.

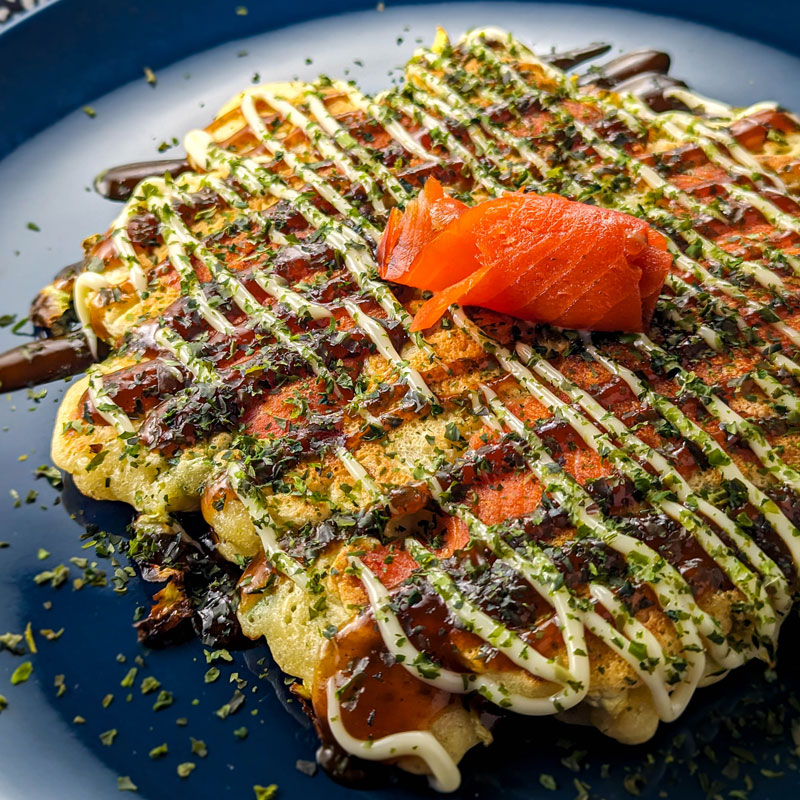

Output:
xmin=21 ymin=26 xmax=800 ymax=791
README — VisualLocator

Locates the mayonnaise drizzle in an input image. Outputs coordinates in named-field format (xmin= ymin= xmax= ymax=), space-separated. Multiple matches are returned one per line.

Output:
xmin=330 ymin=79 xmax=434 ymax=162
xmin=633 ymin=332 xmax=800 ymax=491
xmin=228 ymin=462 xmax=308 ymax=588
xmin=342 ymin=299 xmax=435 ymax=402
xmin=405 ymin=45 xmax=800 ymax=361
xmin=80 ymin=172 xmax=200 ymax=344
xmin=325 ymin=677 xmax=461 ymax=793
xmin=303 ymin=90 xmax=410 ymax=203
xmin=347 ymin=470 xmax=595 ymax=715
xmin=244 ymin=88 xmax=387 ymax=214
xmin=583 ymin=340 xmax=800 ymax=555
xmin=239 ymin=93 xmax=383 ymax=241
xmin=74 ymin=272 xmax=114 ymax=359
xmin=86 ymin=366 xmax=136 ymax=435
xmin=452 ymin=32 xmax=792 ymax=293
xmin=185 ymin=128 xmax=439 ymax=371
xmin=253 ymin=272 xmax=331 ymax=321
xmin=512 ymin=339 xmax=791 ymax=612
xmin=621 ymin=95 xmax=788 ymax=194
xmin=662 ymin=87 xmax=778 ymax=122
xmin=451 ymin=310 xmax=781 ymax=643
xmin=71 ymin=34 xmax=800 ymax=786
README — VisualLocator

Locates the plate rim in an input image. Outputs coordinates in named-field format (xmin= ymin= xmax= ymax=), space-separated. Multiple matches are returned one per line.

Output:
xmin=2 ymin=0 xmax=800 ymax=158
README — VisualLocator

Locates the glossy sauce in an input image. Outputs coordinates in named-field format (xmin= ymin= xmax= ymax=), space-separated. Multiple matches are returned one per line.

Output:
xmin=0 ymin=333 xmax=101 ymax=392
xmin=578 ymin=49 xmax=670 ymax=88
xmin=23 ymin=26 xmax=800 ymax=792
xmin=613 ymin=73 xmax=689 ymax=112
xmin=94 ymin=158 xmax=192 ymax=201
xmin=314 ymin=612 xmax=453 ymax=742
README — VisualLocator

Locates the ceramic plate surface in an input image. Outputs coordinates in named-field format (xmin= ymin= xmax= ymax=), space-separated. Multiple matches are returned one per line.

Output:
xmin=2 ymin=2 xmax=800 ymax=798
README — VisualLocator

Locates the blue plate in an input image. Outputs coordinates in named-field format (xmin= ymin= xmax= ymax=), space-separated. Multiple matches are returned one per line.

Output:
xmin=2 ymin=2 xmax=800 ymax=798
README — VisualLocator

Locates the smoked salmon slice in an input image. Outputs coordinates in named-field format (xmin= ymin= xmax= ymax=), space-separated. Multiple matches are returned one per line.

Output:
xmin=359 ymin=545 xmax=418 ymax=589
xmin=377 ymin=179 xmax=672 ymax=333
xmin=379 ymin=177 xmax=468 ymax=282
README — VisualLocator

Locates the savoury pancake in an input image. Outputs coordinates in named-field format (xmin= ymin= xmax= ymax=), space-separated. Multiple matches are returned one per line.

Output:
xmin=35 ymin=27 xmax=800 ymax=791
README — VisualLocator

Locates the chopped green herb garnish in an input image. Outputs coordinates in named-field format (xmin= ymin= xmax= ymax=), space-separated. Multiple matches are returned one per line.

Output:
xmin=190 ymin=737 xmax=208 ymax=758
xmin=121 ymin=668 xmax=138 ymax=687
xmin=0 ymin=632 xmax=24 ymax=654
xmin=322 ymin=625 xmax=337 ymax=640
xmin=215 ymin=690 xmax=245 ymax=719
xmin=539 ymin=774 xmax=557 ymax=790
xmin=10 ymin=661 xmax=33 ymax=685
xmin=85 ymin=450 xmax=108 ymax=472
xmin=444 ymin=421 xmax=462 ymax=442
xmin=152 ymin=690 xmax=174 ymax=711
xmin=117 ymin=776 xmax=137 ymax=792
xmin=177 ymin=762 xmax=196 ymax=778
xmin=204 ymin=648 xmax=232 ymax=664
xmin=34 ymin=465 xmax=63 ymax=489
xmin=23 ymin=623 xmax=36 ymax=654
xmin=100 ymin=729 xmax=118 ymax=746
xmin=33 ymin=564 xmax=70 ymax=588
xmin=140 ymin=675 xmax=160 ymax=694
xmin=149 ymin=743 xmax=169 ymax=759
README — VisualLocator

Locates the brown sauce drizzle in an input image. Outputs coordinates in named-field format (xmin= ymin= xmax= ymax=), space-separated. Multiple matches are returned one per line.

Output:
xmin=579 ymin=49 xmax=670 ymax=88
xmin=314 ymin=611 xmax=454 ymax=740
xmin=312 ymin=610 xmax=452 ymax=788
xmin=625 ymin=512 xmax=733 ymax=597
xmin=729 ymin=109 xmax=799 ymax=149
xmin=30 ymin=259 xmax=82 ymax=335
xmin=94 ymin=158 xmax=192 ymax=201
xmin=0 ymin=333 xmax=103 ymax=392
xmin=119 ymin=302 xmax=405 ymax=450
xmin=612 ymin=73 xmax=689 ymax=112
xmin=9 ymin=42 xmax=800 ymax=793
xmin=548 ymin=42 xmax=612 ymax=70
xmin=86 ymin=359 xmax=188 ymax=416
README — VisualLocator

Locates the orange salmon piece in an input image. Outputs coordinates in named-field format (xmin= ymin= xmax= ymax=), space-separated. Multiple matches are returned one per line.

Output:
xmin=239 ymin=378 xmax=327 ymax=439
xmin=377 ymin=206 xmax=403 ymax=269
xmin=436 ymin=518 xmax=471 ymax=558
xmin=636 ymin=229 xmax=672 ymax=324
xmin=467 ymin=470 xmax=544 ymax=526
xmin=379 ymin=177 xmax=467 ymax=282
xmin=403 ymin=192 xmax=671 ymax=332
xmin=360 ymin=545 xmax=418 ymax=589
xmin=395 ymin=194 xmax=518 ymax=291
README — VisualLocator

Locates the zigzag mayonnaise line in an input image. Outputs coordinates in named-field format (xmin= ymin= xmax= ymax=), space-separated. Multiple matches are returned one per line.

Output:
xmin=42 ymin=26 xmax=800 ymax=790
